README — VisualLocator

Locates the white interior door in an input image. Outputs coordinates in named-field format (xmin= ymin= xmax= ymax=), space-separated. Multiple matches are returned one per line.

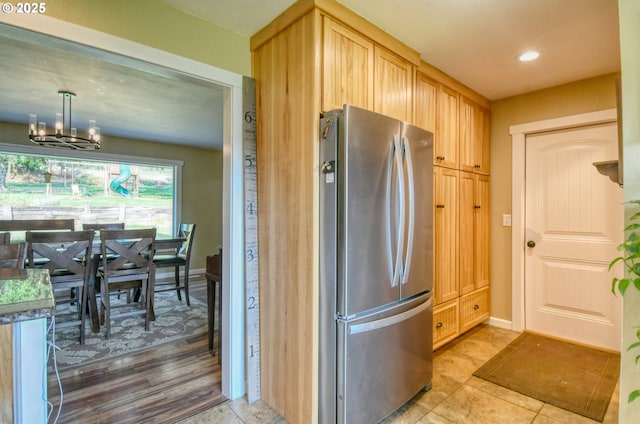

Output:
xmin=524 ymin=122 xmax=623 ymax=351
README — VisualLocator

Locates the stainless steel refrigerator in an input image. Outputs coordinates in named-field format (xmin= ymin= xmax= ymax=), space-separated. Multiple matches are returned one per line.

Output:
xmin=319 ymin=105 xmax=434 ymax=424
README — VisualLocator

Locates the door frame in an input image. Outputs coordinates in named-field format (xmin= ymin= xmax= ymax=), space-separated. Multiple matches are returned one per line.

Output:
xmin=509 ymin=108 xmax=617 ymax=332
xmin=0 ymin=13 xmax=247 ymax=399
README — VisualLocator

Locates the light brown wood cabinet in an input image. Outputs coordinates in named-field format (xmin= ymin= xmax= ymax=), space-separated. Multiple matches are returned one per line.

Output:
xmin=322 ymin=16 xmax=374 ymax=112
xmin=459 ymin=286 xmax=490 ymax=333
xmin=415 ymin=73 xmax=459 ymax=169
xmin=425 ymin=77 xmax=491 ymax=350
xmin=322 ymin=16 xmax=413 ymax=121
xmin=459 ymin=172 xmax=490 ymax=296
xmin=433 ymin=166 xmax=459 ymax=305
xmin=432 ymin=168 xmax=462 ymax=347
xmin=433 ymin=170 xmax=490 ymax=349
xmin=460 ymin=96 xmax=490 ymax=174
xmin=373 ymin=46 xmax=413 ymax=121
xmin=433 ymin=298 xmax=459 ymax=349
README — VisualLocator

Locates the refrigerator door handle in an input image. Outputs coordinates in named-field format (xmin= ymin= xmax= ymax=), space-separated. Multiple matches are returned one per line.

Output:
xmin=348 ymin=296 xmax=432 ymax=335
xmin=387 ymin=135 xmax=405 ymax=287
xmin=385 ymin=137 xmax=395 ymax=285
xmin=401 ymin=136 xmax=415 ymax=285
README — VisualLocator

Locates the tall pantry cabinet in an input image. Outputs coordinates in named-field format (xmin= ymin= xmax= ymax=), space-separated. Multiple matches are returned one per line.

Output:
xmin=250 ymin=1 xmax=490 ymax=422
xmin=415 ymin=69 xmax=491 ymax=349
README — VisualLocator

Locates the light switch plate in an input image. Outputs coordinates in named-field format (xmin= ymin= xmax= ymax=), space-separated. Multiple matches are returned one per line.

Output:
xmin=502 ymin=214 xmax=512 ymax=227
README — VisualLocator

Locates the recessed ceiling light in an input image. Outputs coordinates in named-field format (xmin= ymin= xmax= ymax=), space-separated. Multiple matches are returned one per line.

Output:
xmin=519 ymin=51 xmax=540 ymax=62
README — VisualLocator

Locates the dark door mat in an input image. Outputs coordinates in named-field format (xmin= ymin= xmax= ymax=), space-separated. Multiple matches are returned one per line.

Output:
xmin=473 ymin=332 xmax=619 ymax=422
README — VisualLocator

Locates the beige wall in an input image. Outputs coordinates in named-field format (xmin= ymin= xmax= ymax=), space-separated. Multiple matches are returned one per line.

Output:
xmin=0 ymin=121 xmax=223 ymax=270
xmin=489 ymin=73 xmax=620 ymax=320
xmin=618 ymin=0 xmax=640 ymax=420
xmin=44 ymin=0 xmax=251 ymax=76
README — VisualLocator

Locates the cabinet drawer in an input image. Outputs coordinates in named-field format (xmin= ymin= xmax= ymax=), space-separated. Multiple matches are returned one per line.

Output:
xmin=459 ymin=287 xmax=490 ymax=333
xmin=433 ymin=299 xmax=459 ymax=350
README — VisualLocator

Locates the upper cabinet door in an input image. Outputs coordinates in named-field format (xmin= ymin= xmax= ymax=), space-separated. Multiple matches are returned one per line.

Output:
xmin=322 ymin=17 xmax=374 ymax=112
xmin=437 ymin=85 xmax=459 ymax=169
xmin=373 ymin=46 xmax=413 ymax=122
xmin=415 ymin=72 xmax=438 ymax=136
xmin=460 ymin=96 xmax=490 ymax=174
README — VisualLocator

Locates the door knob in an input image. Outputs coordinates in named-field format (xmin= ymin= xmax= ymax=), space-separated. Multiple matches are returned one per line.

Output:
xmin=527 ymin=240 xmax=536 ymax=248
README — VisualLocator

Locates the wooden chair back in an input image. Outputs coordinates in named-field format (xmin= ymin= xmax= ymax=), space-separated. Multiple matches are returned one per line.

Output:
xmin=0 ymin=242 xmax=26 ymax=268
xmin=0 ymin=232 xmax=10 ymax=245
xmin=26 ymin=230 xmax=95 ymax=284
xmin=26 ymin=230 xmax=94 ymax=344
xmin=99 ymin=228 xmax=156 ymax=281
xmin=98 ymin=228 xmax=156 ymax=338
xmin=176 ymin=223 xmax=196 ymax=259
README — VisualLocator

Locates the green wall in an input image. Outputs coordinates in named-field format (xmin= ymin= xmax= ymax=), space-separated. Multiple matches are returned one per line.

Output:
xmin=0 ymin=121 xmax=223 ymax=270
xmin=490 ymin=73 xmax=619 ymax=321
xmin=45 ymin=0 xmax=251 ymax=76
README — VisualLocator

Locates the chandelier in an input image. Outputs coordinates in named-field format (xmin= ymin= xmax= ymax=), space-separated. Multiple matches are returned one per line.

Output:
xmin=28 ymin=90 xmax=101 ymax=150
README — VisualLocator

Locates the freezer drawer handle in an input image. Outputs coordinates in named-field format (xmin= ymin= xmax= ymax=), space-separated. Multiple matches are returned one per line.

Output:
xmin=349 ymin=297 xmax=432 ymax=335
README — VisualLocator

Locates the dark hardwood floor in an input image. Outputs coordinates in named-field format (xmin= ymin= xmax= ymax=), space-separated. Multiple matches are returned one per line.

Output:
xmin=47 ymin=282 xmax=225 ymax=424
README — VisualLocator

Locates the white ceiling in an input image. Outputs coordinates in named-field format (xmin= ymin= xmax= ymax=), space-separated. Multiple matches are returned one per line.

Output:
xmin=0 ymin=0 xmax=620 ymax=150
xmin=165 ymin=0 xmax=620 ymax=100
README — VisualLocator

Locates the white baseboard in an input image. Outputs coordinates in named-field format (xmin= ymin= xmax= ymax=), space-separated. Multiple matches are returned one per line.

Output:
xmin=488 ymin=316 xmax=514 ymax=330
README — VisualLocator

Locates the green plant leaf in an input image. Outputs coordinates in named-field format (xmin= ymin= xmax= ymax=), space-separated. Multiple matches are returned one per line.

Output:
xmin=612 ymin=277 xmax=620 ymax=294
xmin=620 ymin=279 xmax=631 ymax=296
xmin=610 ymin=257 xmax=624 ymax=270
xmin=629 ymin=390 xmax=640 ymax=403
xmin=626 ymin=223 xmax=640 ymax=232
xmin=628 ymin=341 xmax=640 ymax=351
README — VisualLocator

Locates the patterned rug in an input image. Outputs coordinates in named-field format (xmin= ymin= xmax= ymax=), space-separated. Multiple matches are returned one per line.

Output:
xmin=49 ymin=286 xmax=208 ymax=371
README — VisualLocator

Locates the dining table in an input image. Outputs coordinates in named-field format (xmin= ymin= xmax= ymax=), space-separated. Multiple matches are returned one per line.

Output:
xmin=86 ymin=236 xmax=185 ymax=334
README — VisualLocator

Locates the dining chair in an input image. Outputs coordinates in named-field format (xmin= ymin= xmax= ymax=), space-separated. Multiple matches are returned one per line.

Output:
xmin=0 ymin=232 xmax=9 ymax=244
xmin=26 ymin=230 xmax=94 ymax=344
xmin=0 ymin=241 xmax=26 ymax=268
xmin=97 ymin=228 xmax=156 ymax=339
xmin=83 ymin=222 xmax=127 ymax=299
xmin=153 ymin=223 xmax=196 ymax=306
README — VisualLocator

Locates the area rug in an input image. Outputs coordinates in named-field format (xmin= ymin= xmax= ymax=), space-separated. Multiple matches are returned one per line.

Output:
xmin=473 ymin=332 xmax=619 ymax=422
xmin=49 ymin=288 xmax=208 ymax=371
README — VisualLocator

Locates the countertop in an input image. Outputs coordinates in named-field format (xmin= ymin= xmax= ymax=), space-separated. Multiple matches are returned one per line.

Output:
xmin=0 ymin=268 xmax=55 ymax=324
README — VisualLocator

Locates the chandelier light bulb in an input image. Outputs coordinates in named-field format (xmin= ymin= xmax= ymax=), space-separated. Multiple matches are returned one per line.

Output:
xmin=55 ymin=113 xmax=63 ymax=135
xmin=29 ymin=114 xmax=37 ymax=135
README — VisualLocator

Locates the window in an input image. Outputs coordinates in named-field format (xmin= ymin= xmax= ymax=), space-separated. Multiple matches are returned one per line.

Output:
xmin=0 ymin=146 xmax=181 ymax=239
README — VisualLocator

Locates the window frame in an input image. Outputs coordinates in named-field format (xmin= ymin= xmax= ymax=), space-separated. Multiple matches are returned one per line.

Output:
xmin=0 ymin=142 xmax=184 ymax=232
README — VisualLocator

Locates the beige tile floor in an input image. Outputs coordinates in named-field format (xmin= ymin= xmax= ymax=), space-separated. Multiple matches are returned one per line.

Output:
xmin=179 ymin=325 xmax=619 ymax=424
